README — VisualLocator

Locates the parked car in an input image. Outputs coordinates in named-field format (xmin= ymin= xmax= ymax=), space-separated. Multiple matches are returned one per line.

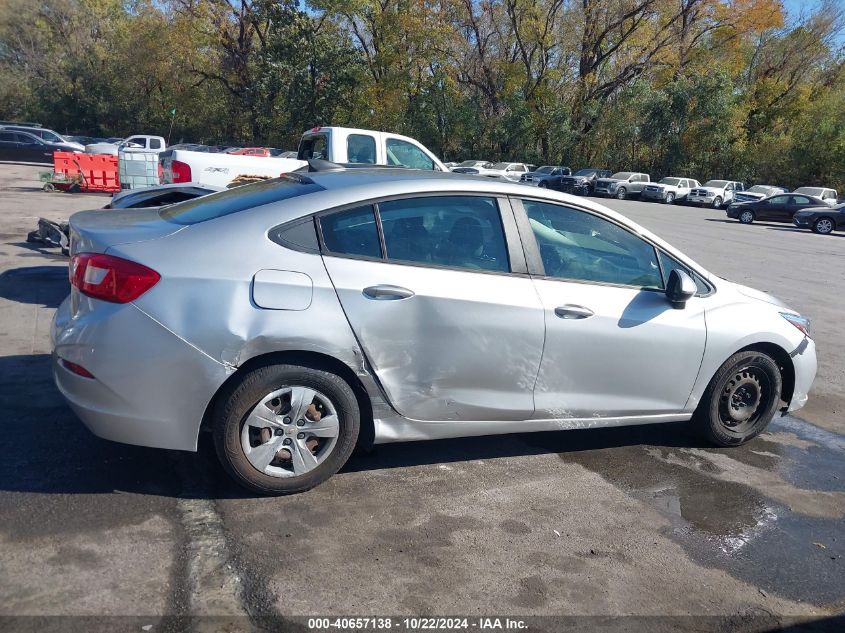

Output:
xmin=727 ymin=193 xmax=826 ymax=224
xmin=487 ymin=162 xmax=533 ymax=181
xmin=641 ymin=177 xmax=700 ymax=204
xmin=450 ymin=160 xmax=493 ymax=173
xmin=793 ymin=202 xmax=845 ymax=234
xmin=161 ymin=149 xmax=304 ymax=187
xmin=54 ymin=165 xmax=816 ymax=494
xmin=733 ymin=185 xmax=787 ymax=203
xmin=793 ymin=187 xmax=838 ymax=207
xmin=548 ymin=168 xmax=612 ymax=194
xmin=104 ymin=183 xmax=223 ymax=209
xmin=0 ymin=129 xmax=81 ymax=163
xmin=520 ymin=165 xmax=571 ymax=186
xmin=298 ymin=126 xmax=448 ymax=171
xmin=593 ymin=172 xmax=651 ymax=199
xmin=86 ymin=135 xmax=167 ymax=155
xmin=0 ymin=125 xmax=85 ymax=151
xmin=687 ymin=180 xmax=744 ymax=208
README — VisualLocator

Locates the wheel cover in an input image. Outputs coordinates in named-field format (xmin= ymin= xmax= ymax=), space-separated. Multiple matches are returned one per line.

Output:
xmin=240 ymin=386 xmax=340 ymax=478
xmin=718 ymin=367 xmax=770 ymax=434
xmin=740 ymin=211 xmax=753 ymax=223
xmin=817 ymin=219 xmax=833 ymax=233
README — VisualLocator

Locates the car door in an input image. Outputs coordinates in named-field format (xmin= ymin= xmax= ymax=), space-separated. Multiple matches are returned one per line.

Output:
xmin=0 ymin=131 xmax=18 ymax=161
xmin=319 ymin=195 xmax=545 ymax=422
xmin=16 ymin=133 xmax=52 ymax=163
xmin=513 ymin=198 xmax=706 ymax=420
xmin=787 ymin=195 xmax=815 ymax=220
xmin=758 ymin=195 xmax=790 ymax=220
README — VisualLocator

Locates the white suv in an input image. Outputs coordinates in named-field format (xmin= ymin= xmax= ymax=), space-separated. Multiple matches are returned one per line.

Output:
xmin=687 ymin=180 xmax=744 ymax=208
xmin=642 ymin=177 xmax=700 ymax=204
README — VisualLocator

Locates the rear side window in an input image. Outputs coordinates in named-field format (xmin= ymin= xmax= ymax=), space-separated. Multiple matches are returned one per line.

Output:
xmin=160 ymin=176 xmax=324 ymax=224
xmin=347 ymin=134 xmax=376 ymax=164
xmin=298 ymin=135 xmax=328 ymax=160
xmin=149 ymin=138 xmax=162 ymax=150
xmin=320 ymin=206 xmax=381 ymax=259
xmin=379 ymin=196 xmax=509 ymax=272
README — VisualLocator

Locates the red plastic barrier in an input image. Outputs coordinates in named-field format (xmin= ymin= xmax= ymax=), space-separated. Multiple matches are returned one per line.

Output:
xmin=53 ymin=151 xmax=120 ymax=193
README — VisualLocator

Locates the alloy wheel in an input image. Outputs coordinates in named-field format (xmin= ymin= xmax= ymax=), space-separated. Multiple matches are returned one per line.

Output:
xmin=815 ymin=218 xmax=833 ymax=234
xmin=739 ymin=210 xmax=754 ymax=224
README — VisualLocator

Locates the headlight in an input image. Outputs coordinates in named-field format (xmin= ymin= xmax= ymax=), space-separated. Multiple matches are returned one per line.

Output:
xmin=608 ymin=182 xmax=618 ymax=189
xmin=780 ymin=312 xmax=811 ymax=337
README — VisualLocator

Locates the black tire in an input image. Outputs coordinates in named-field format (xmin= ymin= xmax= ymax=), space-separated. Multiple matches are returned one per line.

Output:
xmin=616 ymin=187 xmax=627 ymax=200
xmin=738 ymin=209 xmax=755 ymax=224
xmin=693 ymin=350 xmax=782 ymax=447
xmin=712 ymin=196 xmax=723 ymax=208
xmin=665 ymin=192 xmax=675 ymax=204
xmin=538 ymin=181 xmax=547 ymax=188
xmin=213 ymin=362 xmax=360 ymax=495
xmin=812 ymin=217 xmax=835 ymax=234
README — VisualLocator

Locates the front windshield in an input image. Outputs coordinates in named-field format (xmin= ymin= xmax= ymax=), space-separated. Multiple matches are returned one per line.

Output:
xmin=610 ymin=172 xmax=633 ymax=179
xmin=457 ymin=160 xmax=479 ymax=167
xmin=704 ymin=180 xmax=728 ymax=188
xmin=490 ymin=162 xmax=510 ymax=170
xmin=659 ymin=178 xmax=681 ymax=186
xmin=573 ymin=169 xmax=595 ymax=176
xmin=536 ymin=166 xmax=555 ymax=174
xmin=794 ymin=187 xmax=822 ymax=196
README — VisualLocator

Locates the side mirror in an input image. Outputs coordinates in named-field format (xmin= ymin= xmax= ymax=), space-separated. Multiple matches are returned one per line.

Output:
xmin=666 ymin=269 xmax=697 ymax=309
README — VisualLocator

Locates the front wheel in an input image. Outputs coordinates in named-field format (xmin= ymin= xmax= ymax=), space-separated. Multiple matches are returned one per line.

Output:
xmin=616 ymin=187 xmax=627 ymax=200
xmin=712 ymin=196 xmax=723 ymax=208
xmin=538 ymin=181 xmax=547 ymax=188
xmin=665 ymin=192 xmax=675 ymax=204
xmin=693 ymin=350 xmax=782 ymax=446
xmin=738 ymin=209 xmax=755 ymax=224
xmin=213 ymin=363 xmax=360 ymax=495
xmin=813 ymin=217 xmax=834 ymax=234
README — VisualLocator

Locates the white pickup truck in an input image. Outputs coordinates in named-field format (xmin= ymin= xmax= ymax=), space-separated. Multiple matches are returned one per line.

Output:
xmin=86 ymin=135 xmax=167 ymax=155
xmin=163 ymin=126 xmax=447 ymax=187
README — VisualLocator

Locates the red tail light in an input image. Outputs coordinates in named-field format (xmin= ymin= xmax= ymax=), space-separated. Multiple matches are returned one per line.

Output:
xmin=171 ymin=159 xmax=192 ymax=183
xmin=70 ymin=253 xmax=160 ymax=303
xmin=60 ymin=358 xmax=95 ymax=379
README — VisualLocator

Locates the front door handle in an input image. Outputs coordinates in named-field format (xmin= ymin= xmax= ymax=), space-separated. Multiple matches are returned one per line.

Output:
xmin=555 ymin=304 xmax=594 ymax=319
xmin=363 ymin=285 xmax=415 ymax=301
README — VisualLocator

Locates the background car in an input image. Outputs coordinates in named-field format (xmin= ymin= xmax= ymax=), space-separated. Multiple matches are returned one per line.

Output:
xmin=0 ymin=129 xmax=81 ymax=163
xmin=450 ymin=160 xmax=493 ymax=173
xmin=641 ymin=177 xmax=700 ymax=203
xmin=520 ymin=165 xmax=571 ymax=186
xmin=54 ymin=166 xmax=816 ymax=494
xmin=0 ymin=125 xmax=84 ymax=150
xmin=727 ymin=193 xmax=826 ymax=224
xmin=228 ymin=147 xmax=271 ymax=157
xmin=593 ymin=172 xmax=651 ymax=199
xmin=687 ymin=180 xmax=744 ymax=208
xmin=793 ymin=202 xmax=845 ymax=234
xmin=548 ymin=167 xmax=611 ymax=194
xmin=793 ymin=186 xmax=838 ymax=206
xmin=733 ymin=184 xmax=787 ymax=203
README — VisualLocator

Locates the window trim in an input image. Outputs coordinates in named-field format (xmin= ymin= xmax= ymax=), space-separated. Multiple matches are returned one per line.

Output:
xmin=310 ymin=192 xmax=527 ymax=277
xmin=510 ymin=196 xmax=715 ymax=296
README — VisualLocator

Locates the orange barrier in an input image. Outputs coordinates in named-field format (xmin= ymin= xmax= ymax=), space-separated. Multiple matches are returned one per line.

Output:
xmin=52 ymin=151 xmax=120 ymax=193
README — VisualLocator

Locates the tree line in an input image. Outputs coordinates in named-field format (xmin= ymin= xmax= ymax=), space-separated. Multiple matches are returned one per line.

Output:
xmin=1 ymin=0 xmax=843 ymax=189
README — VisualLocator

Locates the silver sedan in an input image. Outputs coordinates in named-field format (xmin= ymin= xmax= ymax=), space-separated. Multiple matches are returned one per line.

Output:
xmin=52 ymin=166 xmax=817 ymax=494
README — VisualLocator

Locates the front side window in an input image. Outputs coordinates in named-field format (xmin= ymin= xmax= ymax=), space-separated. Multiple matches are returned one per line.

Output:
xmin=320 ymin=206 xmax=381 ymax=259
xmin=524 ymin=200 xmax=662 ymax=288
xmin=380 ymin=196 xmax=509 ymax=272
xmin=346 ymin=134 xmax=376 ymax=164
xmin=385 ymin=139 xmax=434 ymax=170
xmin=657 ymin=251 xmax=710 ymax=295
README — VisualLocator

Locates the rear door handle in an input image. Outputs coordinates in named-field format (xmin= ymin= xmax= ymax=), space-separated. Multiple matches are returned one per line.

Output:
xmin=363 ymin=285 xmax=415 ymax=301
xmin=554 ymin=304 xmax=594 ymax=319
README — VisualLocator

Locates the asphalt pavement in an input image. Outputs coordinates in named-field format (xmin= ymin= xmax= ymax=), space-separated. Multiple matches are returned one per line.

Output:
xmin=0 ymin=164 xmax=842 ymax=632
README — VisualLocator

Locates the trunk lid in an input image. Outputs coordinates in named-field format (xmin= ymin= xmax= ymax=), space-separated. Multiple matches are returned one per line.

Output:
xmin=69 ymin=207 xmax=184 ymax=254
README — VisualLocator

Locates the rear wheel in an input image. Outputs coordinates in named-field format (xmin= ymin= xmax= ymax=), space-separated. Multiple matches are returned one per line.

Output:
xmin=813 ymin=217 xmax=834 ymax=234
xmin=693 ymin=351 xmax=782 ymax=446
xmin=213 ymin=363 xmax=360 ymax=495
xmin=739 ymin=209 xmax=755 ymax=224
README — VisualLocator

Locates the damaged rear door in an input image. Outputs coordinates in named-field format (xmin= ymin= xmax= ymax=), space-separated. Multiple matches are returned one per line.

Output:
xmin=319 ymin=195 xmax=545 ymax=422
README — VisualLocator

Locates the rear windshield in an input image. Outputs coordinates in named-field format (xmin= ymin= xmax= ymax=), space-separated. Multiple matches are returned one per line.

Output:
xmin=160 ymin=176 xmax=324 ymax=225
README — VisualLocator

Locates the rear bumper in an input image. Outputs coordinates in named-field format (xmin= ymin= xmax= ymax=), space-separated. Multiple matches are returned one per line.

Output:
xmin=51 ymin=296 xmax=229 ymax=451
xmin=787 ymin=337 xmax=817 ymax=413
